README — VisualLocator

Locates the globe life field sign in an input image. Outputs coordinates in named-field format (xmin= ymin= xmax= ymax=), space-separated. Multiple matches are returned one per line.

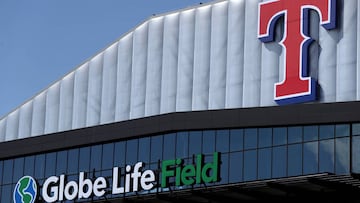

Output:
xmin=13 ymin=152 xmax=220 ymax=203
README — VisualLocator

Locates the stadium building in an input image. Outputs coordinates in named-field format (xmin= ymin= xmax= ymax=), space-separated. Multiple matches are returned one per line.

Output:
xmin=1 ymin=0 xmax=360 ymax=202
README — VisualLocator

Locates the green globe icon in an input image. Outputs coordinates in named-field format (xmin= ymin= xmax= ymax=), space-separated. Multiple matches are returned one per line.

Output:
xmin=13 ymin=176 xmax=37 ymax=203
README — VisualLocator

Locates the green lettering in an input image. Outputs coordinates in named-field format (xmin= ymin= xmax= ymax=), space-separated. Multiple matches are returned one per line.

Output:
xmin=161 ymin=159 xmax=175 ymax=187
xmin=201 ymin=152 xmax=219 ymax=183
xmin=181 ymin=164 xmax=196 ymax=185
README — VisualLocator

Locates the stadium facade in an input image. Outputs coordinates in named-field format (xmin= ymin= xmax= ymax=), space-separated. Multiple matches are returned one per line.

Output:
xmin=1 ymin=0 xmax=360 ymax=202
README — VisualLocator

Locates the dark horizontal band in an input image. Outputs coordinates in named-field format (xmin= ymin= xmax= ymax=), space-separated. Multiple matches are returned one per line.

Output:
xmin=1 ymin=101 xmax=359 ymax=160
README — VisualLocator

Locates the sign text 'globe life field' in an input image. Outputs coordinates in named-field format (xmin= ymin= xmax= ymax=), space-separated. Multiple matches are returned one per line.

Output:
xmin=14 ymin=152 xmax=220 ymax=203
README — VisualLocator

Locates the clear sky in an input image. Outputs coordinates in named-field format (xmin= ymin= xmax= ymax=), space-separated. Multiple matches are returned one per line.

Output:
xmin=0 ymin=0 xmax=212 ymax=118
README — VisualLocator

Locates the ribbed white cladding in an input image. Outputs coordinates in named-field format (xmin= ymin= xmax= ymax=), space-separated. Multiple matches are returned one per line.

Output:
xmin=1 ymin=0 xmax=360 ymax=142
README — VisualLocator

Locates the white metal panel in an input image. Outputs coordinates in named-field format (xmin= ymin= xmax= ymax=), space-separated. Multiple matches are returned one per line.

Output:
xmin=226 ymin=0 xmax=245 ymax=108
xmin=87 ymin=53 xmax=104 ymax=126
xmin=176 ymin=9 xmax=195 ymax=112
xmin=72 ymin=63 xmax=89 ymax=129
xmin=5 ymin=110 xmax=19 ymax=141
xmin=209 ymin=1 xmax=228 ymax=110
xmin=336 ymin=0 xmax=357 ymax=102
xmin=130 ymin=23 xmax=148 ymax=119
xmin=192 ymin=5 xmax=211 ymax=111
xmin=101 ymin=42 xmax=118 ymax=124
xmin=145 ymin=17 xmax=164 ymax=117
xmin=242 ymin=0 xmax=262 ymax=107
xmin=260 ymin=19 xmax=282 ymax=106
xmin=318 ymin=16 xmax=337 ymax=102
xmin=115 ymin=34 xmax=133 ymax=122
xmin=358 ymin=1 xmax=360 ymax=100
xmin=44 ymin=83 xmax=60 ymax=134
xmin=18 ymin=101 xmax=33 ymax=139
xmin=58 ymin=72 xmax=74 ymax=131
xmin=31 ymin=92 xmax=46 ymax=136
xmin=0 ymin=118 xmax=5 ymax=141
xmin=160 ymin=13 xmax=179 ymax=114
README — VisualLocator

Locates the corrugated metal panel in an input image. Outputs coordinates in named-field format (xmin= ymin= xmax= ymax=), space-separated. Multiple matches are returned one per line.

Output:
xmin=0 ymin=0 xmax=359 ymax=142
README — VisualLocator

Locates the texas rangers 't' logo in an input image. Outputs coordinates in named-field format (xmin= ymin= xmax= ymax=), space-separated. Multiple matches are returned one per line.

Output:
xmin=258 ymin=0 xmax=337 ymax=105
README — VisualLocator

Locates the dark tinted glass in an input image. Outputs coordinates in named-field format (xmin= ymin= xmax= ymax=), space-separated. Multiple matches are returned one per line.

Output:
xmin=163 ymin=133 xmax=176 ymax=159
xmin=258 ymin=148 xmax=271 ymax=179
xmin=189 ymin=131 xmax=202 ymax=155
xmin=230 ymin=129 xmax=243 ymax=151
xmin=288 ymin=144 xmax=302 ymax=176
xmin=273 ymin=127 xmax=287 ymax=146
xmin=319 ymin=125 xmax=334 ymax=140
xmin=272 ymin=146 xmax=286 ymax=178
xmin=335 ymin=124 xmax=350 ymax=138
xmin=216 ymin=130 xmax=229 ymax=152
xmin=335 ymin=137 xmax=349 ymax=174
xmin=176 ymin=132 xmax=188 ymax=158
xmin=288 ymin=126 xmax=302 ymax=143
xmin=319 ymin=140 xmax=334 ymax=173
xmin=304 ymin=125 xmax=318 ymax=141
xmin=244 ymin=128 xmax=257 ymax=150
xmin=244 ymin=150 xmax=257 ymax=181
xmin=258 ymin=128 xmax=272 ymax=148
xmin=203 ymin=130 xmax=215 ymax=154
xmin=229 ymin=152 xmax=243 ymax=183
xmin=303 ymin=142 xmax=318 ymax=174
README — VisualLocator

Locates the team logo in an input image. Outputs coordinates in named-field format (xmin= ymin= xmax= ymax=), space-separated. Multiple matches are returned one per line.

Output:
xmin=258 ymin=0 xmax=337 ymax=105
xmin=13 ymin=176 xmax=37 ymax=203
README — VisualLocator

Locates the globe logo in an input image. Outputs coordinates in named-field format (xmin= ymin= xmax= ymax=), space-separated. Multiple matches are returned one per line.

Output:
xmin=13 ymin=176 xmax=37 ymax=203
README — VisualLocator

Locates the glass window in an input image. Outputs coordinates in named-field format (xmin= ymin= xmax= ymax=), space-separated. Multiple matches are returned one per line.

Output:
xmin=216 ymin=130 xmax=229 ymax=152
xmin=91 ymin=145 xmax=103 ymax=171
xmin=230 ymin=129 xmax=243 ymax=151
xmin=288 ymin=144 xmax=302 ymax=176
xmin=335 ymin=137 xmax=349 ymax=174
xmin=288 ymin=126 xmax=302 ymax=144
xmin=24 ymin=156 xmax=35 ymax=176
xmin=139 ymin=137 xmax=150 ymax=163
xmin=150 ymin=136 xmax=162 ymax=162
xmin=244 ymin=150 xmax=257 ymax=181
xmin=319 ymin=125 xmax=334 ymax=140
xmin=0 ymin=161 xmax=3 ymax=184
xmin=304 ymin=125 xmax=318 ymax=142
xmin=258 ymin=128 xmax=272 ymax=148
xmin=336 ymin=124 xmax=350 ymax=138
xmin=13 ymin=158 xmax=24 ymax=183
xmin=114 ymin=141 xmax=126 ymax=166
xmin=163 ymin=133 xmax=176 ymax=159
xmin=273 ymin=127 xmax=287 ymax=146
xmin=102 ymin=143 xmax=114 ymax=170
xmin=258 ymin=148 xmax=271 ymax=180
xmin=79 ymin=147 xmax=90 ymax=172
xmin=244 ymin=128 xmax=257 ymax=150
xmin=272 ymin=146 xmax=287 ymax=178
xmin=352 ymin=123 xmax=360 ymax=136
xmin=303 ymin=142 xmax=318 ymax=174
xmin=176 ymin=132 xmax=188 ymax=158
xmin=218 ymin=153 xmax=229 ymax=185
xmin=1 ymin=185 xmax=11 ymax=202
xmin=67 ymin=149 xmax=79 ymax=174
xmin=203 ymin=130 xmax=215 ymax=154
xmin=229 ymin=152 xmax=243 ymax=183
xmin=45 ymin=152 xmax=56 ymax=177
xmin=56 ymin=151 xmax=67 ymax=175
xmin=34 ymin=154 xmax=45 ymax=179
xmin=352 ymin=136 xmax=360 ymax=173
xmin=189 ymin=131 xmax=202 ymax=155
xmin=319 ymin=140 xmax=334 ymax=173
xmin=126 ymin=139 xmax=138 ymax=165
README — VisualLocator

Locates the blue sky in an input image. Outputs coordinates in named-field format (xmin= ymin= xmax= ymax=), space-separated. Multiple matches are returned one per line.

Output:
xmin=0 ymin=0 xmax=212 ymax=118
